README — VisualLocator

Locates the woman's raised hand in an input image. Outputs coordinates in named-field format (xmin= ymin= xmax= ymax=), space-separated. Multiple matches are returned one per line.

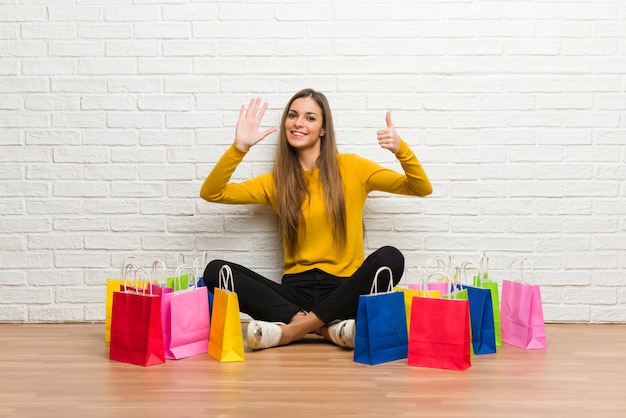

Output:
xmin=234 ymin=97 xmax=277 ymax=152
xmin=376 ymin=111 xmax=401 ymax=153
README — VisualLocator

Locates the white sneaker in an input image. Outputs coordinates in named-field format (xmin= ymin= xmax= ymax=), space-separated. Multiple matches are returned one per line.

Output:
xmin=246 ymin=320 xmax=284 ymax=350
xmin=327 ymin=319 xmax=355 ymax=349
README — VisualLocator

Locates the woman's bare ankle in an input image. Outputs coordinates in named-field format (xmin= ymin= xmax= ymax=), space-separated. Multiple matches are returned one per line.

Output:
xmin=289 ymin=310 xmax=307 ymax=323
xmin=319 ymin=326 xmax=330 ymax=341
xmin=279 ymin=314 xmax=325 ymax=344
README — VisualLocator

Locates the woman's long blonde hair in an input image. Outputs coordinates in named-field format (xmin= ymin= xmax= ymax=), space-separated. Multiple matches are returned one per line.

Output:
xmin=273 ymin=89 xmax=346 ymax=256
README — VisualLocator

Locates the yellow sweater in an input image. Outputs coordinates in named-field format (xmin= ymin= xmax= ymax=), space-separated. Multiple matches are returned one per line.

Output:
xmin=200 ymin=140 xmax=432 ymax=277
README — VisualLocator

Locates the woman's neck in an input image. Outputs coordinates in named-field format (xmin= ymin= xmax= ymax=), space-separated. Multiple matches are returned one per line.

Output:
xmin=297 ymin=148 xmax=320 ymax=171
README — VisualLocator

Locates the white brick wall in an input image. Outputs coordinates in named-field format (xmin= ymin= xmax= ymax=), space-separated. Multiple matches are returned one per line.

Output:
xmin=1 ymin=0 xmax=625 ymax=323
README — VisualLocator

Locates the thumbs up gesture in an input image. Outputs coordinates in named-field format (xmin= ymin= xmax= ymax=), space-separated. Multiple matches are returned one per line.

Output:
xmin=376 ymin=111 xmax=401 ymax=153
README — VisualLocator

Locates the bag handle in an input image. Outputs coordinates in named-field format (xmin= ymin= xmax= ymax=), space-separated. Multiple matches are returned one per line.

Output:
xmin=400 ymin=264 xmax=426 ymax=288
xmin=461 ymin=261 xmax=481 ymax=286
xmin=369 ymin=266 xmax=393 ymax=294
xmin=151 ymin=259 xmax=166 ymax=284
xmin=193 ymin=251 xmax=209 ymax=281
xmin=445 ymin=267 xmax=465 ymax=299
xmin=438 ymin=256 xmax=454 ymax=274
xmin=174 ymin=264 xmax=196 ymax=292
xmin=121 ymin=265 xmax=136 ymax=292
xmin=425 ymin=256 xmax=454 ymax=282
xmin=424 ymin=272 xmax=448 ymax=298
xmin=218 ymin=264 xmax=235 ymax=292
xmin=479 ymin=252 xmax=491 ymax=282
xmin=122 ymin=267 xmax=153 ymax=295
xmin=120 ymin=256 xmax=143 ymax=279
xmin=508 ymin=258 xmax=535 ymax=284
xmin=138 ymin=267 xmax=153 ymax=295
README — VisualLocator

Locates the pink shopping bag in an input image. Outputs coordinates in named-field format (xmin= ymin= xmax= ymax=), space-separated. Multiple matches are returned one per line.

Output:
xmin=160 ymin=265 xmax=211 ymax=360
xmin=500 ymin=259 xmax=546 ymax=350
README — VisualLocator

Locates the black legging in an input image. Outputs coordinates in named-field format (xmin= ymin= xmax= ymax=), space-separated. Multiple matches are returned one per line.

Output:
xmin=202 ymin=246 xmax=404 ymax=325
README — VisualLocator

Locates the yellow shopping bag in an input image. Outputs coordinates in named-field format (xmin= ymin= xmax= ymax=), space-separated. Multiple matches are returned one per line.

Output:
xmin=208 ymin=265 xmax=245 ymax=363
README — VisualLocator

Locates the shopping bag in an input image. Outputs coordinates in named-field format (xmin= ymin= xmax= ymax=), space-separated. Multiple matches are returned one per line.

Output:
xmin=161 ymin=265 xmax=210 ymax=359
xmin=408 ymin=280 xmax=450 ymax=296
xmin=194 ymin=252 xmax=214 ymax=316
xmin=394 ymin=266 xmax=441 ymax=333
xmin=407 ymin=261 xmax=450 ymax=296
xmin=166 ymin=273 xmax=191 ymax=291
xmin=354 ymin=266 xmax=408 ymax=365
xmin=475 ymin=253 xmax=502 ymax=347
xmin=208 ymin=265 xmax=245 ymax=362
xmin=445 ymin=277 xmax=474 ymax=357
xmin=408 ymin=282 xmax=471 ymax=371
xmin=420 ymin=256 xmax=456 ymax=295
xmin=501 ymin=259 xmax=547 ymax=350
xmin=109 ymin=267 xmax=165 ymax=367
xmin=105 ymin=256 xmax=144 ymax=342
xmin=457 ymin=262 xmax=496 ymax=355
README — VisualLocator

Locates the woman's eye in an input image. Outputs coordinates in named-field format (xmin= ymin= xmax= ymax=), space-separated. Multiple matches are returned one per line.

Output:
xmin=288 ymin=113 xmax=296 ymax=118
xmin=307 ymin=116 xmax=316 ymax=121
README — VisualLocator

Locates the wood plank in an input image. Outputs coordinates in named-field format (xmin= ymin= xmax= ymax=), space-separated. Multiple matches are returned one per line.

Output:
xmin=0 ymin=323 xmax=625 ymax=417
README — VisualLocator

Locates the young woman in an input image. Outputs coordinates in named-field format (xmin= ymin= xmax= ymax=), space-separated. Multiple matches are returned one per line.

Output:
xmin=200 ymin=89 xmax=432 ymax=350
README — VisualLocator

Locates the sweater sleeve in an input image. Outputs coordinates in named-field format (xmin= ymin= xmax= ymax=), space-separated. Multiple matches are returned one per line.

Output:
xmin=357 ymin=139 xmax=432 ymax=197
xmin=199 ymin=143 xmax=273 ymax=205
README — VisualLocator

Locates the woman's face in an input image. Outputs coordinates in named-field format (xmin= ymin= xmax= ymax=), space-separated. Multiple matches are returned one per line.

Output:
xmin=284 ymin=97 xmax=326 ymax=153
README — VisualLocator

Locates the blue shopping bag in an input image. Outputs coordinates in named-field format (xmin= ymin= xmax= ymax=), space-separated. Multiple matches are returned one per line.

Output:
xmin=354 ymin=266 xmax=408 ymax=365
xmin=452 ymin=264 xmax=496 ymax=355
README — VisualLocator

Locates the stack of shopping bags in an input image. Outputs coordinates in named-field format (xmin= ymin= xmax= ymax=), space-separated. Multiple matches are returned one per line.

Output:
xmin=104 ymin=252 xmax=546 ymax=370
xmin=105 ymin=254 xmax=244 ymax=367
xmin=354 ymin=254 xmax=547 ymax=371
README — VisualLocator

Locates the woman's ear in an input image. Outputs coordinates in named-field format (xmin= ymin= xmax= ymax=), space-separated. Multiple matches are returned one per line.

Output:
xmin=320 ymin=127 xmax=326 ymax=137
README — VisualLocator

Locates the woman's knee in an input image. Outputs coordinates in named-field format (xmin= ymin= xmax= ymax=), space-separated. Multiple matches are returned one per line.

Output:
xmin=202 ymin=259 xmax=227 ymax=288
xmin=370 ymin=246 xmax=405 ymax=286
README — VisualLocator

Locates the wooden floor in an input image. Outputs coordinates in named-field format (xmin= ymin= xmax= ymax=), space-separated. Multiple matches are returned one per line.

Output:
xmin=0 ymin=323 xmax=625 ymax=418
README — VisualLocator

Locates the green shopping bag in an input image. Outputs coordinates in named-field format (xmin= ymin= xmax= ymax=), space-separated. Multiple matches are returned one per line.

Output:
xmin=166 ymin=274 xmax=190 ymax=291
xmin=474 ymin=254 xmax=502 ymax=347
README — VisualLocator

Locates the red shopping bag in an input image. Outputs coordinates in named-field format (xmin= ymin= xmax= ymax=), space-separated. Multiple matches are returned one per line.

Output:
xmin=109 ymin=267 xmax=165 ymax=367
xmin=501 ymin=259 xmax=546 ymax=350
xmin=162 ymin=265 xmax=210 ymax=359
xmin=105 ymin=256 xmax=144 ymax=342
xmin=408 ymin=274 xmax=471 ymax=371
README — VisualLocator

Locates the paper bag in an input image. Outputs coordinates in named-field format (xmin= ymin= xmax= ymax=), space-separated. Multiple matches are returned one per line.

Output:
xmin=354 ymin=266 xmax=408 ymax=365
xmin=408 ymin=289 xmax=471 ymax=371
xmin=105 ymin=256 xmax=144 ymax=343
xmin=162 ymin=265 xmax=210 ymax=359
xmin=109 ymin=267 xmax=165 ymax=367
xmin=501 ymin=259 xmax=547 ymax=350
xmin=208 ymin=265 xmax=245 ymax=362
